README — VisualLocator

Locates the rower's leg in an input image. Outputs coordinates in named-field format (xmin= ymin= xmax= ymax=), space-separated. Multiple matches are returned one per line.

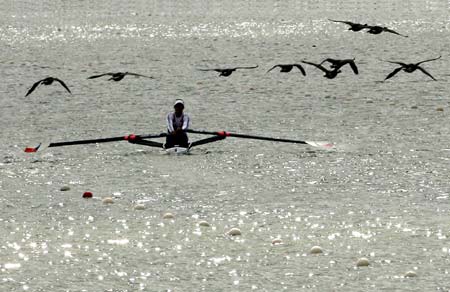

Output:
xmin=176 ymin=131 xmax=189 ymax=148
xmin=166 ymin=131 xmax=189 ymax=148
xmin=128 ymin=139 xmax=164 ymax=148
xmin=189 ymin=135 xmax=226 ymax=148
xmin=165 ymin=134 xmax=175 ymax=149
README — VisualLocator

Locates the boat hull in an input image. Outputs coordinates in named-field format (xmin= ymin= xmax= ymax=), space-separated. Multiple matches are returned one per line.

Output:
xmin=165 ymin=146 xmax=190 ymax=155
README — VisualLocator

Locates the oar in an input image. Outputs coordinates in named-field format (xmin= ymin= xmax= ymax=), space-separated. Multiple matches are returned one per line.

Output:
xmin=24 ymin=133 xmax=167 ymax=153
xmin=186 ymin=129 xmax=334 ymax=149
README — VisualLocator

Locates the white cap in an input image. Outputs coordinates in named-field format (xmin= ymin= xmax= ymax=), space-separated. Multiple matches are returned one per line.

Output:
xmin=174 ymin=99 xmax=184 ymax=107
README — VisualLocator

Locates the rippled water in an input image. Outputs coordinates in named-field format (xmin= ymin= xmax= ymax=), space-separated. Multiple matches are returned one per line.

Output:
xmin=1 ymin=0 xmax=450 ymax=291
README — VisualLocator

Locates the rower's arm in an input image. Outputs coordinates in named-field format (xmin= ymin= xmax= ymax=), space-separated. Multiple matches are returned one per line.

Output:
xmin=182 ymin=114 xmax=190 ymax=130
xmin=167 ymin=113 xmax=175 ymax=133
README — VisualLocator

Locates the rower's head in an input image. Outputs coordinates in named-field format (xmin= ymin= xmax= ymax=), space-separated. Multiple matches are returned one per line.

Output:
xmin=174 ymin=99 xmax=184 ymax=115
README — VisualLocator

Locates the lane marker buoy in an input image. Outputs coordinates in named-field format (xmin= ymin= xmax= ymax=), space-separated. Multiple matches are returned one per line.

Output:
xmin=163 ymin=213 xmax=175 ymax=219
xmin=356 ymin=257 xmax=370 ymax=267
xmin=227 ymin=228 xmax=242 ymax=236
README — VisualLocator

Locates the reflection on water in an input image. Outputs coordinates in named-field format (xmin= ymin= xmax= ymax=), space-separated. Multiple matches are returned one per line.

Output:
xmin=2 ymin=19 xmax=450 ymax=44
xmin=1 ymin=0 xmax=450 ymax=291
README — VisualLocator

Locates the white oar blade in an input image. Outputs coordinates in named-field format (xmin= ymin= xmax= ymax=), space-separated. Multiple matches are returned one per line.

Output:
xmin=305 ymin=141 xmax=335 ymax=150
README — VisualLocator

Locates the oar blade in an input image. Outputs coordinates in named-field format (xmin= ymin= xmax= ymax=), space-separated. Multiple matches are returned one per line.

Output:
xmin=23 ymin=133 xmax=167 ymax=153
xmin=305 ymin=141 xmax=335 ymax=150
xmin=24 ymin=143 xmax=42 ymax=153
xmin=187 ymin=129 xmax=334 ymax=149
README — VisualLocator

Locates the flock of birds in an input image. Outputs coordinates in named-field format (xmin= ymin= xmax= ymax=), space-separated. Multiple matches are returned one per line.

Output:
xmin=328 ymin=19 xmax=409 ymax=37
xmin=25 ymin=72 xmax=154 ymax=97
xmin=25 ymin=19 xmax=441 ymax=96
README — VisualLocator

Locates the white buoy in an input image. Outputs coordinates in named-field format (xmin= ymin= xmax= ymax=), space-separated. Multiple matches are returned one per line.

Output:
xmin=271 ymin=238 xmax=283 ymax=245
xmin=163 ymin=213 xmax=175 ymax=219
xmin=102 ymin=197 xmax=114 ymax=204
xmin=198 ymin=221 xmax=210 ymax=227
xmin=134 ymin=204 xmax=145 ymax=210
xmin=60 ymin=186 xmax=70 ymax=191
xmin=227 ymin=227 xmax=242 ymax=236
xmin=356 ymin=257 xmax=370 ymax=267
xmin=4 ymin=263 xmax=21 ymax=270
xmin=404 ymin=271 xmax=417 ymax=278
xmin=310 ymin=246 xmax=323 ymax=254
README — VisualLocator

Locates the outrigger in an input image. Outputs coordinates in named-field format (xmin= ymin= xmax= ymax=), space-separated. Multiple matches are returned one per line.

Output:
xmin=24 ymin=129 xmax=334 ymax=154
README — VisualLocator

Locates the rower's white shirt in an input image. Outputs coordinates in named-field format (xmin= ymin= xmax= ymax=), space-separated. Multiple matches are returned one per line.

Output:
xmin=167 ymin=112 xmax=190 ymax=133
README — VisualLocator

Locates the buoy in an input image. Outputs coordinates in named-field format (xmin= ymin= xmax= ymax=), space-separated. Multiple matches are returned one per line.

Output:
xmin=60 ymin=186 xmax=70 ymax=191
xmin=163 ymin=213 xmax=175 ymax=219
xmin=227 ymin=228 xmax=242 ymax=236
xmin=356 ymin=257 xmax=370 ymax=267
xmin=271 ymin=238 xmax=283 ymax=245
xmin=310 ymin=246 xmax=323 ymax=254
xmin=82 ymin=191 xmax=93 ymax=198
xmin=198 ymin=221 xmax=210 ymax=227
xmin=102 ymin=197 xmax=114 ymax=204
xmin=134 ymin=204 xmax=145 ymax=210
xmin=404 ymin=271 xmax=417 ymax=278
xmin=4 ymin=263 xmax=21 ymax=270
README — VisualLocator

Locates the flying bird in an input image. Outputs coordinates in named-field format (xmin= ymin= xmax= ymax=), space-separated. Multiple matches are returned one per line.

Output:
xmin=197 ymin=66 xmax=258 ymax=77
xmin=328 ymin=19 xmax=369 ymax=31
xmin=87 ymin=72 xmax=154 ymax=81
xmin=320 ymin=58 xmax=359 ymax=74
xmin=25 ymin=77 xmax=71 ymax=97
xmin=366 ymin=25 xmax=408 ymax=37
xmin=301 ymin=61 xmax=342 ymax=79
xmin=382 ymin=56 xmax=441 ymax=81
xmin=266 ymin=64 xmax=306 ymax=75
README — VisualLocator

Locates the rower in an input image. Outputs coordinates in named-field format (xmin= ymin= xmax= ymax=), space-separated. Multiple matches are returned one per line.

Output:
xmin=165 ymin=99 xmax=190 ymax=148
xmin=126 ymin=98 xmax=225 ymax=152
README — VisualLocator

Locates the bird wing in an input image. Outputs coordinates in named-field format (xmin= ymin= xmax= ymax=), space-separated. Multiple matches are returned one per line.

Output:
xmin=53 ymin=78 xmax=72 ymax=94
xmin=301 ymin=61 xmax=328 ymax=73
xmin=416 ymin=66 xmax=437 ymax=81
xmin=366 ymin=26 xmax=380 ymax=33
xmin=328 ymin=19 xmax=354 ymax=26
xmin=25 ymin=80 xmax=43 ymax=97
xmin=416 ymin=56 xmax=441 ymax=66
xmin=384 ymin=67 xmax=403 ymax=80
xmin=126 ymin=72 xmax=154 ymax=79
xmin=234 ymin=65 xmax=259 ymax=70
xmin=319 ymin=58 xmax=335 ymax=65
xmin=197 ymin=68 xmax=223 ymax=72
xmin=293 ymin=64 xmax=306 ymax=76
xmin=87 ymin=73 xmax=114 ymax=79
xmin=381 ymin=59 xmax=408 ymax=67
xmin=383 ymin=27 xmax=408 ymax=37
xmin=266 ymin=65 xmax=280 ymax=73
xmin=343 ymin=60 xmax=359 ymax=74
